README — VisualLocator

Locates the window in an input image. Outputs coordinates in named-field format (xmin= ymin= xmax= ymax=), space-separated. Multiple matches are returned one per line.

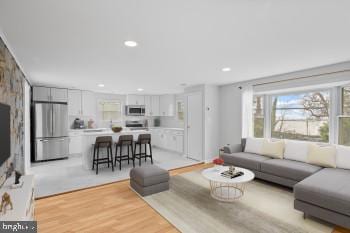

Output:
xmin=253 ymin=95 xmax=264 ymax=138
xmin=271 ymin=91 xmax=330 ymax=142
xmin=176 ymin=100 xmax=185 ymax=121
xmin=339 ymin=87 xmax=350 ymax=146
xmin=99 ymin=100 xmax=122 ymax=122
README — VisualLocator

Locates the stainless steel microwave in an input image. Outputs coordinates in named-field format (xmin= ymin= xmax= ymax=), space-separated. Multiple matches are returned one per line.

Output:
xmin=125 ymin=105 xmax=145 ymax=116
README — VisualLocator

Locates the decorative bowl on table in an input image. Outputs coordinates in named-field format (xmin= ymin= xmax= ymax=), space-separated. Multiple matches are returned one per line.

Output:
xmin=112 ymin=127 xmax=123 ymax=133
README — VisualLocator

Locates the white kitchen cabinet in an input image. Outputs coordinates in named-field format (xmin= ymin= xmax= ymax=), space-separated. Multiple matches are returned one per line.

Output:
xmin=51 ymin=88 xmax=68 ymax=102
xmin=144 ymin=95 xmax=160 ymax=116
xmin=81 ymin=91 xmax=96 ymax=117
xmin=159 ymin=94 xmax=175 ymax=116
xmin=33 ymin=86 xmax=51 ymax=101
xmin=168 ymin=134 xmax=177 ymax=151
xmin=151 ymin=95 xmax=160 ymax=116
xmin=159 ymin=131 xmax=167 ymax=148
xmin=33 ymin=86 xmax=68 ymax=102
xmin=69 ymin=135 xmax=82 ymax=155
xmin=68 ymin=89 xmax=82 ymax=115
xmin=150 ymin=129 xmax=161 ymax=146
xmin=127 ymin=95 xmax=145 ymax=105
xmin=67 ymin=90 xmax=96 ymax=117
xmin=176 ymin=135 xmax=184 ymax=153
xmin=145 ymin=96 xmax=151 ymax=116
xmin=150 ymin=128 xmax=184 ymax=154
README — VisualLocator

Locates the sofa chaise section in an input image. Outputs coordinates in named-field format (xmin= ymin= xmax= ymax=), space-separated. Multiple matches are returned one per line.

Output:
xmin=260 ymin=159 xmax=321 ymax=182
xmin=294 ymin=168 xmax=350 ymax=228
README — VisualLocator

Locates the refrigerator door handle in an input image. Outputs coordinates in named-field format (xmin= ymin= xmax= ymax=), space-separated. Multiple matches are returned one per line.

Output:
xmin=51 ymin=103 xmax=54 ymax=136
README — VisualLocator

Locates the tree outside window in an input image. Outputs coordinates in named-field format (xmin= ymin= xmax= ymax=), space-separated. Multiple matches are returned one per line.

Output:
xmin=271 ymin=91 xmax=330 ymax=142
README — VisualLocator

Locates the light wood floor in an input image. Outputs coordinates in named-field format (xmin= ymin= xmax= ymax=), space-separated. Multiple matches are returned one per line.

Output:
xmin=35 ymin=163 xmax=349 ymax=233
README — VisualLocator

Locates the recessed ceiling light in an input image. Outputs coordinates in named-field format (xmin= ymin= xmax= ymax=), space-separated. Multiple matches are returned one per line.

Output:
xmin=124 ymin=41 xmax=138 ymax=47
xmin=222 ymin=67 xmax=231 ymax=72
xmin=98 ymin=84 xmax=105 ymax=87
xmin=137 ymin=88 xmax=144 ymax=92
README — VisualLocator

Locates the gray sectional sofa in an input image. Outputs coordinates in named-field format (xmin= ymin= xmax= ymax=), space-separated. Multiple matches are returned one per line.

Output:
xmin=220 ymin=139 xmax=350 ymax=229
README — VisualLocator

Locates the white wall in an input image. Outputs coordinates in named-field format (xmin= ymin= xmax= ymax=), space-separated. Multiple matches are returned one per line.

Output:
xmin=218 ymin=61 xmax=350 ymax=147
xmin=219 ymin=83 xmax=243 ymax=146
xmin=204 ymin=85 xmax=220 ymax=162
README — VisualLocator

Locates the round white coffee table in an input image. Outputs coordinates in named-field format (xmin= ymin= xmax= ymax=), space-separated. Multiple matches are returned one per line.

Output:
xmin=201 ymin=166 xmax=255 ymax=202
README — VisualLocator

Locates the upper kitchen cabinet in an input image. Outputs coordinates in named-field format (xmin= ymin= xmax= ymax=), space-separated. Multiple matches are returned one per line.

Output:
xmin=145 ymin=95 xmax=160 ymax=116
xmin=81 ymin=91 xmax=96 ymax=117
xmin=33 ymin=86 xmax=68 ymax=102
xmin=51 ymin=88 xmax=68 ymax=102
xmin=144 ymin=96 xmax=151 ymax=116
xmin=33 ymin=86 xmax=50 ymax=101
xmin=159 ymin=94 xmax=175 ymax=116
xmin=68 ymin=89 xmax=82 ymax=115
xmin=151 ymin=95 xmax=160 ymax=116
xmin=126 ymin=95 xmax=145 ymax=105
xmin=68 ymin=89 xmax=96 ymax=117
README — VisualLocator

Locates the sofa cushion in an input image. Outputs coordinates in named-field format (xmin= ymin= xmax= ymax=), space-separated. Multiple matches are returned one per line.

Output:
xmin=294 ymin=168 xmax=350 ymax=216
xmin=260 ymin=159 xmax=321 ymax=181
xmin=307 ymin=143 xmax=336 ymax=168
xmin=244 ymin=137 xmax=265 ymax=154
xmin=130 ymin=165 xmax=169 ymax=187
xmin=284 ymin=139 xmax=309 ymax=163
xmin=336 ymin=145 xmax=350 ymax=169
xmin=220 ymin=152 xmax=270 ymax=171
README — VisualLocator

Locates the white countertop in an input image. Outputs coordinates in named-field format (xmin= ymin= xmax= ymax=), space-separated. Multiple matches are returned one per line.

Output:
xmin=148 ymin=127 xmax=184 ymax=131
xmin=69 ymin=127 xmax=184 ymax=135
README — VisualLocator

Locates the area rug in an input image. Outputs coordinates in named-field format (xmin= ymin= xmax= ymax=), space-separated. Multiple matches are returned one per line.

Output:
xmin=143 ymin=170 xmax=333 ymax=233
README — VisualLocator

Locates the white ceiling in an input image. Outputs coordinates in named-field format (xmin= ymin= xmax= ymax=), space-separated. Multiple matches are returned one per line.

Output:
xmin=1 ymin=0 xmax=350 ymax=94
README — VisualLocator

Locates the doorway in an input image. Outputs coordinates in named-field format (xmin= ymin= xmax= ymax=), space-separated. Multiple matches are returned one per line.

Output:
xmin=186 ymin=92 xmax=203 ymax=161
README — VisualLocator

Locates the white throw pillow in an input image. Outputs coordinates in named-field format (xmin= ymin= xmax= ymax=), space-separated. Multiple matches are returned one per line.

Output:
xmin=261 ymin=140 xmax=285 ymax=159
xmin=244 ymin=138 xmax=265 ymax=154
xmin=336 ymin=145 xmax=350 ymax=170
xmin=307 ymin=143 xmax=336 ymax=168
xmin=284 ymin=140 xmax=309 ymax=163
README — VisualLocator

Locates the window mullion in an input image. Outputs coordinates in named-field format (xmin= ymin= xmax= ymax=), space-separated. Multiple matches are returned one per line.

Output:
xmin=264 ymin=95 xmax=271 ymax=139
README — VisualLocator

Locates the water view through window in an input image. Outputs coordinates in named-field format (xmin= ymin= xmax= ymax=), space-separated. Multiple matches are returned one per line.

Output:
xmin=271 ymin=91 xmax=330 ymax=142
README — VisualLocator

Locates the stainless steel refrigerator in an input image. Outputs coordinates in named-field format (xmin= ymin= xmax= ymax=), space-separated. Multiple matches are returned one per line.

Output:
xmin=34 ymin=103 xmax=69 ymax=161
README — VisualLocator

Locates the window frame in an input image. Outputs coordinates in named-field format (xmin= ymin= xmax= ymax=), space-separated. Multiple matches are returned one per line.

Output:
xmin=252 ymin=95 xmax=265 ymax=138
xmin=99 ymin=100 xmax=123 ymax=123
xmin=337 ymin=85 xmax=350 ymax=145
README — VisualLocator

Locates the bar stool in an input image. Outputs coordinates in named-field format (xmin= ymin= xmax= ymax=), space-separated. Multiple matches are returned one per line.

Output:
xmin=115 ymin=135 xmax=134 ymax=170
xmin=134 ymin=134 xmax=153 ymax=166
xmin=92 ymin=136 xmax=114 ymax=175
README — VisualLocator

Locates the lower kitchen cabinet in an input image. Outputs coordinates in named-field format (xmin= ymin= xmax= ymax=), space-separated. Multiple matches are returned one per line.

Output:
xmin=150 ymin=128 xmax=184 ymax=154
xmin=69 ymin=132 xmax=82 ymax=155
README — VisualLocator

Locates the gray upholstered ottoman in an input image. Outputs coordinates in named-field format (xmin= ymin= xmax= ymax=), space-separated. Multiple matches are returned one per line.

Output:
xmin=130 ymin=165 xmax=169 ymax=196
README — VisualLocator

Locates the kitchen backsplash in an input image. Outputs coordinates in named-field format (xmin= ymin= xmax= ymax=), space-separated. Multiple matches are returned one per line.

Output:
xmin=69 ymin=115 xmax=184 ymax=129
xmin=159 ymin=116 xmax=184 ymax=129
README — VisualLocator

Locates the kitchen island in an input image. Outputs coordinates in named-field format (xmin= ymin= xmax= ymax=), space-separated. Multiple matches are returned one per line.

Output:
xmin=81 ymin=129 xmax=151 ymax=169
